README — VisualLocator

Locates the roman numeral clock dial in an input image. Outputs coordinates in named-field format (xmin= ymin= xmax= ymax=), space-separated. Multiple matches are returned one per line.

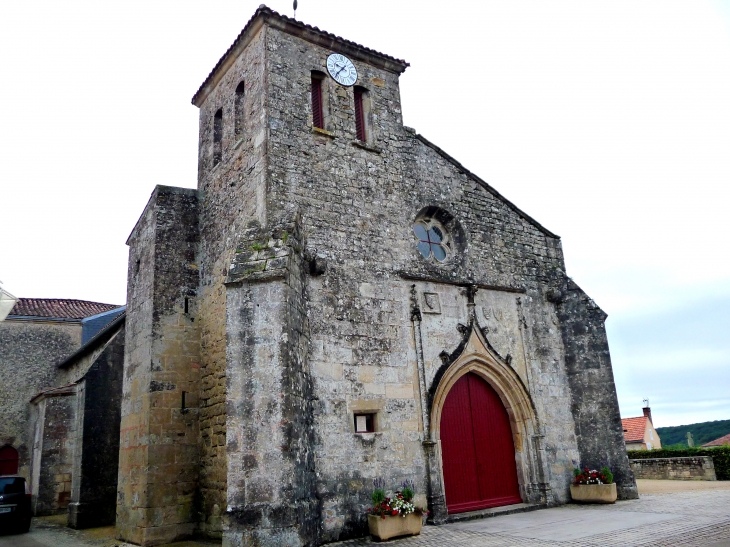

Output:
xmin=326 ymin=53 xmax=358 ymax=87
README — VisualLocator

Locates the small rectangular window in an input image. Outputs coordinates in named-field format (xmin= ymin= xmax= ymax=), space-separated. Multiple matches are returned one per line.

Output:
xmin=354 ymin=87 xmax=366 ymax=142
xmin=354 ymin=413 xmax=375 ymax=433
xmin=311 ymin=74 xmax=324 ymax=129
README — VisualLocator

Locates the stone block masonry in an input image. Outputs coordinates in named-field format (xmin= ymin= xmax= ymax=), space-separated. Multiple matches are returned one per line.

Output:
xmin=29 ymin=389 xmax=77 ymax=516
xmin=225 ymin=215 xmax=319 ymax=546
xmin=68 ymin=325 xmax=125 ymax=529
xmin=194 ymin=22 xmax=269 ymax=538
xmin=630 ymin=457 xmax=717 ymax=481
xmin=118 ymin=6 xmax=637 ymax=546
xmin=118 ymin=186 xmax=201 ymax=546
xmin=0 ymin=319 xmax=82 ymax=478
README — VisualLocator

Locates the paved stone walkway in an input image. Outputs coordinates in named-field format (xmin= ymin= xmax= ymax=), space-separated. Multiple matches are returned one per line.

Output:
xmin=636 ymin=478 xmax=730 ymax=494
xmin=2 ymin=483 xmax=729 ymax=547
xmin=334 ymin=487 xmax=730 ymax=546
xmin=0 ymin=515 xmax=220 ymax=547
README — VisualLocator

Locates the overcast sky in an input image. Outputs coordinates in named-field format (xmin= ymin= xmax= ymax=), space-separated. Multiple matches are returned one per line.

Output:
xmin=1 ymin=1 xmax=728 ymax=428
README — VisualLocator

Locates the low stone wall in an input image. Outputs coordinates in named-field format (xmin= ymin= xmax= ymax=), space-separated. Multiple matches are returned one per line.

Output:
xmin=630 ymin=457 xmax=716 ymax=481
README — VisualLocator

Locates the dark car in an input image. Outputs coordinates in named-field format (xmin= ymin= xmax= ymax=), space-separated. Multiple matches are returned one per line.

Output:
xmin=0 ymin=475 xmax=31 ymax=533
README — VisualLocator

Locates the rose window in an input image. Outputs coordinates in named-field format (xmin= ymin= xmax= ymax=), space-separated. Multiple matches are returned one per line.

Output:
xmin=414 ymin=220 xmax=450 ymax=262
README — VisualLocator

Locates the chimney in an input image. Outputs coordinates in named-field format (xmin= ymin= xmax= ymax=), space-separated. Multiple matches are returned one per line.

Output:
xmin=643 ymin=406 xmax=653 ymax=424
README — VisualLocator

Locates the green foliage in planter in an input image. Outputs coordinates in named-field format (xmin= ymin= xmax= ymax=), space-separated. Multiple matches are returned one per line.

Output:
xmin=372 ymin=477 xmax=386 ymax=506
xmin=627 ymin=446 xmax=730 ymax=480
xmin=372 ymin=488 xmax=385 ymax=506
xmin=400 ymin=479 xmax=415 ymax=502
xmin=601 ymin=466 xmax=614 ymax=484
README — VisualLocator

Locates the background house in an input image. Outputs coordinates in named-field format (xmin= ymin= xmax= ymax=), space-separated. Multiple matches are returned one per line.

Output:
xmin=623 ymin=406 xmax=662 ymax=450
xmin=0 ymin=298 xmax=124 ymax=526
xmin=701 ymin=433 xmax=730 ymax=447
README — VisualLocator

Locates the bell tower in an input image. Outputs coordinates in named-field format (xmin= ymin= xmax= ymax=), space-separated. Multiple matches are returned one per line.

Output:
xmin=189 ymin=6 xmax=409 ymax=546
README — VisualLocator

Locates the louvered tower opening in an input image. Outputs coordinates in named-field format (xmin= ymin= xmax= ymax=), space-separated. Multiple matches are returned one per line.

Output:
xmin=311 ymin=72 xmax=324 ymax=129
xmin=354 ymin=86 xmax=366 ymax=142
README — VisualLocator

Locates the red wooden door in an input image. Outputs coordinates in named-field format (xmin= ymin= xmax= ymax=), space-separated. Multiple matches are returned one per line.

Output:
xmin=0 ymin=445 xmax=19 ymax=475
xmin=440 ymin=373 xmax=522 ymax=513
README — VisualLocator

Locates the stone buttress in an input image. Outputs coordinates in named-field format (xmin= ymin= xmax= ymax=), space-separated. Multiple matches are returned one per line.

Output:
xmin=118 ymin=186 xmax=201 ymax=545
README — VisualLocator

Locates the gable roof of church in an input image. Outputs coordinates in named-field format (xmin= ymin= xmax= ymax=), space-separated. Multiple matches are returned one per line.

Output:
xmin=8 ymin=298 xmax=121 ymax=321
xmin=622 ymin=416 xmax=649 ymax=443
xmin=414 ymin=133 xmax=560 ymax=239
xmin=192 ymin=5 xmax=410 ymax=107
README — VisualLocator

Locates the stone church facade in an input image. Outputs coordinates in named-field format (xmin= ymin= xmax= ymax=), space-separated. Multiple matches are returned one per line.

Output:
xmin=118 ymin=6 xmax=637 ymax=546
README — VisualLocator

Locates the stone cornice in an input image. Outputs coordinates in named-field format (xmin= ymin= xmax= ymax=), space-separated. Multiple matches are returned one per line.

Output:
xmin=192 ymin=5 xmax=409 ymax=107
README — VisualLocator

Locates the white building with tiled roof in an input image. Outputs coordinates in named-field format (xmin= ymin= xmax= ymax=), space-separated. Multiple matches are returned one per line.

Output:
xmin=622 ymin=407 xmax=662 ymax=451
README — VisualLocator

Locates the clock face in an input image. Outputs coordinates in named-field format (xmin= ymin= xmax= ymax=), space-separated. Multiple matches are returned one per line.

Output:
xmin=326 ymin=53 xmax=358 ymax=87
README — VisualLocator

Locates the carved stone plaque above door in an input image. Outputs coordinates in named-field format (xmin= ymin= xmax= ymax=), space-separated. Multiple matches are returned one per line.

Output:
xmin=422 ymin=292 xmax=441 ymax=314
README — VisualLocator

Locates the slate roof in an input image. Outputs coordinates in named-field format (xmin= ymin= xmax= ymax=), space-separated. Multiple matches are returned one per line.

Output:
xmin=8 ymin=298 xmax=121 ymax=320
xmin=192 ymin=5 xmax=409 ymax=106
xmin=57 ymin=312 xmax=126 ymax=369
xmin=701 ymin=433 xmax=730 ymax=447
xmin=622 ymin=416 xmax=648 ymax=443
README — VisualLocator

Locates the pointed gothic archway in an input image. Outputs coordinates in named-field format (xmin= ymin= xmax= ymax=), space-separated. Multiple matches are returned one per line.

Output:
xmin=429 ymin=326 xmax=546 ymax=516
xmin=440 ymin=372 xmax=522 ymax=512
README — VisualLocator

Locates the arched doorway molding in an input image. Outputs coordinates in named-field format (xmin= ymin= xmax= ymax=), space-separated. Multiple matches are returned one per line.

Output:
xmin=426 ymin=326 xmax=549 ymax=519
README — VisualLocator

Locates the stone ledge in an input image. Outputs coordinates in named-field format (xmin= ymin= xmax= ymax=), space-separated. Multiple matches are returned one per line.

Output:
xmin=351 ymin=140 xmax=382 ymax=153
xmin=312 ymin=126 xmax=336 ymax=138
xmin=443 ymin=502 xmax=545 ymax=524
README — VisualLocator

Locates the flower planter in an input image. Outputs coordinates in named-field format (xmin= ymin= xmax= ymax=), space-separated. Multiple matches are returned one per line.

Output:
xmin=368 ymin=512 xmax=423 ymax=541
xmin=570 ymin=483 xmax=617 ymax=504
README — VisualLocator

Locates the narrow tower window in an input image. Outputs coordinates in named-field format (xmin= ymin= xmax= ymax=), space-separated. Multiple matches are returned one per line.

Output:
xmin=311 ymin=72 xmax=325 ymax=129
xmin=354 ymin=86 xmax=367 ymax=142
xmin=234 ymin=81 xmax=245 ymax=139
xmin=213 ymin=108 xmax=223 ymax=166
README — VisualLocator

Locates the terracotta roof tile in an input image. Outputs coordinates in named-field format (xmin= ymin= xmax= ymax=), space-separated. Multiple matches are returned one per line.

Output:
xmin=622 ymin=416 xmax=648 ymax=443
xmin=192 ymin=5 xmax=409 ymax=106
xmin=8 ymin=298 xmax=122 ymax=320
xmin=702 ymin=433 xmax=730 ymax=447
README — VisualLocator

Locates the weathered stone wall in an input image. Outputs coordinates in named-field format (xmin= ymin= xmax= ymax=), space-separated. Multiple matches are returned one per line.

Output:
xmin=194 ymin=24 xmax=268 ymax=537
xmin=255 ymin=24 xmax=585 ymax=541
xmin=58 ymin=318 xmax=125 ymax=387
xmin=30 ymin=390 xmax=77 ymax=516
xmin=225 ymin=216 xmax=319 ymax=546
xmin=181 ymin=9 xmax=635 ymax=544
xmin=554 ymin=277 xmax=638 ymax=500
xmin=68 ymin=326 xmax=125 ymax=529
xmin=118 ymin=186 xmax=201 ymax=546
xmin=0 ymin=319 xmax=81 ymax=477
xmin=630 ymin=457 xmax=717 ymax=481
